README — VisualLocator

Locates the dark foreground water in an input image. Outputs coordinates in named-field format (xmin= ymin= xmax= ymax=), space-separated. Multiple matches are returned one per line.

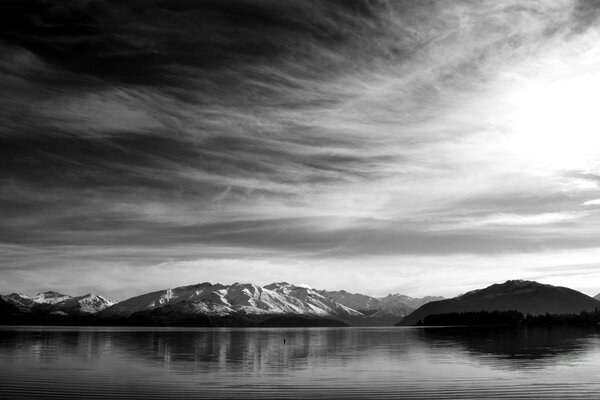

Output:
xmin=1 ymin=326 xmax=599 ymax=399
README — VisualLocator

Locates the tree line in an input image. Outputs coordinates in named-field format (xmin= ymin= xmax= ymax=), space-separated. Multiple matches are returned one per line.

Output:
xmin=417 ymin=309 xmax=600 ymax=326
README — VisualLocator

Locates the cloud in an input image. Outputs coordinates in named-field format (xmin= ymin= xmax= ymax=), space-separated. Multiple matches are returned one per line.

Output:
xmin=582 ymin=199 xmax=600 ymax=206
xmin=1 ymin=0 xmax=600 ymax=296
xmin=465 ymin=212 xmax=586 ymax=226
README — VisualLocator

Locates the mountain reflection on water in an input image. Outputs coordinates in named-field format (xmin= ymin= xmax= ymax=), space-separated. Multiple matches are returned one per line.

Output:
xmin=419 ymin=326 xmax=600 ymax=368
xmin=1 ymin=326 xmax=599 ymax=399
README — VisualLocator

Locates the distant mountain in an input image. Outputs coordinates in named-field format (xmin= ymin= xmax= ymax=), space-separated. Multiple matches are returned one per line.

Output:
xmin=3 ymin=291 xmax=71 ymax=310
xmin=0 ymin=283 xmax=440 ymax=326
xmin=399 ymin=280 xmax=600 ymax=326
xmin=58 ymin=294 xmax=117 ymax=315
xmin=595 ymin=293 xmax=600 ymax=301
xmin=4 ymin=281 xmax=599 ymax=327
xmin=380 ymin=294 xmax=444 ymax=310
xmin=2 ymin=291 xmax=115 ymax=315
xmin=102 ymin=282 xmax=447 ymax=326
xmin=99 ymin=282 xmax=445 ymax=326
xmin=318 ymin=290 xmax=383 ymax=314
xmin=318 ymin=290 xmax=443 ymax=320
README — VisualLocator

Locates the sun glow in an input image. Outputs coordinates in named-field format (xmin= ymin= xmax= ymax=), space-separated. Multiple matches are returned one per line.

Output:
xmin=503 ymin=56 xmax=600 ymax=173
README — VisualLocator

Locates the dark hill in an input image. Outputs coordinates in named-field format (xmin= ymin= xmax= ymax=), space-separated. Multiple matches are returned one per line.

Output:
xmin=398 ymin=280 xmax=600 ymax=326
xmin=0 ymin=297 xmax=24 ymax=317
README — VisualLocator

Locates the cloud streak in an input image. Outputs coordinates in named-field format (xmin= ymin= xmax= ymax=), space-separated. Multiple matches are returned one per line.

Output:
xmin=1 ymin=0 xmax=600 ymax=297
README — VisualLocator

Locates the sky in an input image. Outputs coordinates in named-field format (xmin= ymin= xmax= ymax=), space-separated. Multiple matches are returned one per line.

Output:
xmin=2 ymin=0 xmax=600 ymax=300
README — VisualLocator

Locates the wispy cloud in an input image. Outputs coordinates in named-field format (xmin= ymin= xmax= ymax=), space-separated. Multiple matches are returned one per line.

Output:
xmin=465 ymin=212 xmax=586 ymax=226
xmin=582 ymin=199 xmax=600 ymax=206
xmin=1 ymin=0 xmax=600 ymax=296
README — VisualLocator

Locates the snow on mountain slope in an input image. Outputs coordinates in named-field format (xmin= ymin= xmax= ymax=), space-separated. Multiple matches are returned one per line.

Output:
xmin=2 ymin=291 xmax=73 ymax=311
xmin=102 ymin=282 xmax=363 ymax=318
xmin=0 ymin=283 xmax=441 ymax=322
xmin=265 ymin=283 xmax=362 ymax=317
xmin=318 ymin=290 xmax=383 ymax=313
xmin=2 ymin=292 xmax=115 ymax=314
xmin=30 ymin=291 xmax=73 ymax=305
xmin=59 ymin=294 xmax=116 ymax=314
xmin=1 ymin=293 xmax=36 ymax=311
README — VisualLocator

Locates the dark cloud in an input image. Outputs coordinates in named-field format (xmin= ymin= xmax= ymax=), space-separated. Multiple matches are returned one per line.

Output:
xmin=0 ymin=0 xmax=413 ymax=87
xmin=570 ymin=0 xmax=600 ymax=34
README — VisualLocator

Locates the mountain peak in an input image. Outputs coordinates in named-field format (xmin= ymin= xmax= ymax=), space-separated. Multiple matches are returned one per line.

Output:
xmin=264 ymin=282 xmax=296 ymax=291
xmin=180 ymin=282 xmax=213 ymax=290
xmin=30 ymin=291 xmax=72 ymax=305
xmin=266 ymin=282 xmax=291 ymax=287
xmin=102 ymin=281 xmax=364 ymax=319
xmin=400 ymin=280 xmax=600 ymax=326
xmin=75 ymin=293 xmax=115 ymax=302
xmin=492 ymin=279 xmax=539 ymax=290
xmin=381 ymin=293 xmax=410 ymax=299
xmin=1 ymin=291 xmax=113 ymax=314
xmin=458 ymin=280 xmax=545 ymax=299
xmin=499 ymin=279 xmax=536 ymax=287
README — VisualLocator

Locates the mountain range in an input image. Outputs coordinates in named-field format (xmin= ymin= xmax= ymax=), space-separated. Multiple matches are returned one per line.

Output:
xmin=2 ymin=280 xmax=599 ymax=327
xmin=318 ymin=289 xmax=443 ymax=316
xmin=398 ymin=280 xmax=600 ymax=326
xmin=0 ymin=282 xmax=440 ymax=326
xmin=2 ymin=291 xmax=115 ymax=316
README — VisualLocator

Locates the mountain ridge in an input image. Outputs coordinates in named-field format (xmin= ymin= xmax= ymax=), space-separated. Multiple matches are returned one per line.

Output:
xmin=1 ymin=282 xmax=439 ymax=326
xmin=101 ymin=281 xmax=363 ymax=320
xmin=1 ymin=291 xmax=115 ymax=315
xmin=399 ymin=280 xmax=600 ymax=326
xmin=5 ymin=280 xmax=595 ymax=327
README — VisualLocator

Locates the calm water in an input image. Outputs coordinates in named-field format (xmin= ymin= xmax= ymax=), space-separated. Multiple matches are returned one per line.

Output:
xmin=1 ymin=326 xmax=599 ymax=399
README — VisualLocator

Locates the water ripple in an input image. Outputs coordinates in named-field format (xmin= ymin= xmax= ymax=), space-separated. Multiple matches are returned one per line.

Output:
xmin=0 ymin=326 xmax=599 ymax=399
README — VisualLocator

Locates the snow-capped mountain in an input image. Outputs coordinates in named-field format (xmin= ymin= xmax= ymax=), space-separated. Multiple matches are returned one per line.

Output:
xmin=265 ymin=282 xmax=362 ymax=317
xmin=318 ymin=290 xmax=383 ymax=313
xmin=2 ymin=291 xmax=115 ymax=315
xmin=58 ymin=294 xmax=116 ymax=314
xmin=1 ymin=282 xmax=444 ymax=326
xmin=3 ymin=291 xmax=72 ymax=310
xmin=28 ymin=291 xmax=73 ymax=304
xmin=102 ymin=282 xmax=362 ymax=319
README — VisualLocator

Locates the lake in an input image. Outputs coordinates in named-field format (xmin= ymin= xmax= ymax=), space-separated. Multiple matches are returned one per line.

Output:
xmin=1 ymin=326 xmax=599 ymax=399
